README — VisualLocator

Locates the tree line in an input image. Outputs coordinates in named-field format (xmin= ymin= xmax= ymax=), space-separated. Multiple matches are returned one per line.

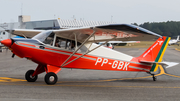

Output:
xmin=132 ymin=21 xmax=180 ymax=37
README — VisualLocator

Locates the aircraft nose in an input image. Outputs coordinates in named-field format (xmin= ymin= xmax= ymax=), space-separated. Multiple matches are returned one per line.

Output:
xmin=1 ymin=39 xmax=12 ymax=47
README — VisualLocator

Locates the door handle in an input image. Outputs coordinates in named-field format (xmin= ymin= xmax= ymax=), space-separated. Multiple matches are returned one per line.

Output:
xmin=39 ymin=46 xmax=45 ymax=49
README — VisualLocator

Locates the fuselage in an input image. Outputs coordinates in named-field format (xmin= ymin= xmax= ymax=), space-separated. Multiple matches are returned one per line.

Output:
xmin=168 ymin=40 xmax=178 ymax=45
xmin=3 ymin=38 xmax=151 ymax=72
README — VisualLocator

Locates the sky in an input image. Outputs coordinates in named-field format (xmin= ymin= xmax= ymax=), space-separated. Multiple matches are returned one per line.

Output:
xmin=0 ymin=0 xmax=180 ymax=24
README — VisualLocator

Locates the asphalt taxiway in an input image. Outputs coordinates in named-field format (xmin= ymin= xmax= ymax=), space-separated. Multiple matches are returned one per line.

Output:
xmin=0 ymin=47 xmax=180 ymax=101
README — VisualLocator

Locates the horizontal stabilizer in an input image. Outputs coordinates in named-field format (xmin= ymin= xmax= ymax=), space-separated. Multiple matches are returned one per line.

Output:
xmin=140 ymin=60 xmax=179 ymax=68
xmin=161 ymin=61 xmax=179 ymax=68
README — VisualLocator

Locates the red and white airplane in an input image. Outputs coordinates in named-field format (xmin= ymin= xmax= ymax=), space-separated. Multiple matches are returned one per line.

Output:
xmin=0 ymin=24 xmax=177 ymax=85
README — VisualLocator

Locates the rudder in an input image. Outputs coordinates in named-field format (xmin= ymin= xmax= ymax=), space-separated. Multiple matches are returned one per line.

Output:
xmin=137 ymin=36 xmax=171 ymax=72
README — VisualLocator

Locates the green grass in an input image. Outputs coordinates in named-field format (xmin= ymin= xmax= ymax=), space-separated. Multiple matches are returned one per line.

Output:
xmin=170 ymin=44 xmax=180 ymax=50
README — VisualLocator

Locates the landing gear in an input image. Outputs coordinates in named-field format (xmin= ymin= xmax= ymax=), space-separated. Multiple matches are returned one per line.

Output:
xmin=0 ymin=47 xmax=2 ymax=52
xmin=25 ymin=70 xmax=38 ymax=82
xmin=44 ymin=72 xmax=58 ymax=85
xmin=152 ymin=74 xmax=157 ymax=81
xmin=147 ymin=72 xmax=157 ymax=81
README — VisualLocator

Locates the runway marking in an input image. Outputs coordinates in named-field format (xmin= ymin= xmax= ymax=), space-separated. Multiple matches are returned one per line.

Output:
xmin=1 ymin=82 xmax=180 ymax=89
xmin=57 ymin=65 xmax=175 ymax=83
xmin=0 ymin=77 xmax=26 ymax=82
xmin=54 ymin=85 xmax=180 ymax=89
xmin=175 ymin=48 xmax=180 ymax=51
xmin=0 ymin=65 xmax=180 ymax=84
xmin=0 ymin=66 xmax=180 ymax=89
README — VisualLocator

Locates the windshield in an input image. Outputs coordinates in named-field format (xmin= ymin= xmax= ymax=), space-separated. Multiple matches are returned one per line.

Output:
xmin=32 ymin=30 xmax=54 ymax=45
xmin=32 ymin=31 xmax=87 ymax=52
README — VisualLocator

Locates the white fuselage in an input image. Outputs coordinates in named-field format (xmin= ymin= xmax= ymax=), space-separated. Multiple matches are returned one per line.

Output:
xmin=86 ymin=43 xmax=133 ymax=61
xmin=168 ymin=36 xmax=179 ymax=45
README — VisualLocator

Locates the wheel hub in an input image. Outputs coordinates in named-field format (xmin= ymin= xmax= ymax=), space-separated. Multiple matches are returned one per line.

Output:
xmin=49 ymin=76 xmax=55 ymax=82
xmin=30 ymin=75 xmax=35 ymax=79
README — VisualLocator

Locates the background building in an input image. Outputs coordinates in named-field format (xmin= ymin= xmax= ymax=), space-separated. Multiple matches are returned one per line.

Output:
xmin=0 ymin=15 xmax=116 ymax=46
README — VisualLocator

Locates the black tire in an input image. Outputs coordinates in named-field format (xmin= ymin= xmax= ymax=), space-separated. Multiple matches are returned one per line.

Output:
xmin=153 ymin=77 xmax=157 ymax=81
xmin=152 ymin=74 xmax=157 ymax=81
xmin=44 ymin=72 xmax=58 ymax=85
xmin=25 ymin=70 xmax=38 ymax=82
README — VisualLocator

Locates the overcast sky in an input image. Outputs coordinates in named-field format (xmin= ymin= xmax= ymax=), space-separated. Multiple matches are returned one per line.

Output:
xmin=0 ymin=0 xmax=180 ymax=24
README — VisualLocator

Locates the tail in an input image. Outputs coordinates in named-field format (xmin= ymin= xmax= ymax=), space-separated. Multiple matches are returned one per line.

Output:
xmin=137 ymin=36 xmax=171 ymax=72
xmin=177 ymin=36 xmax=179 ymax=41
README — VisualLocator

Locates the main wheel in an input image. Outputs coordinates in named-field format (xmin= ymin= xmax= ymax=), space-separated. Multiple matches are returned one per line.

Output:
xmin=44 ymin=72 xmax=58 ymax=85
xmin=25 ymin=70 xmax=38 ymax=82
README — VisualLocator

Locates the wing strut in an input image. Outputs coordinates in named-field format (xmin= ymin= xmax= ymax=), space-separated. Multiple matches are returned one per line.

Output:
xmin=61 ymin=34 xmax=117 ymax=67
xmin=61 ymin=29 xmax=97 ymax=67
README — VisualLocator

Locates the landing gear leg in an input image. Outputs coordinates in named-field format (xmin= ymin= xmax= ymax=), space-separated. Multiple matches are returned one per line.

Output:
xmin=0 ymin=47 xmax=2 ymax=52
xmin=147 ymin=72 xmax=157 ymax=81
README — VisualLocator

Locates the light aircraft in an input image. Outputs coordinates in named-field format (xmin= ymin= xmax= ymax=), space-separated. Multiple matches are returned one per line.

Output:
xmin=97 ymin=42 xmax=114 ymax=49
xmin=97 ymin=41 xmax=140 ymax=49
xmin=168 ymin=36 xmax=179 ymax=46
xmin=0 ymin=24 xmax=177 ymax=85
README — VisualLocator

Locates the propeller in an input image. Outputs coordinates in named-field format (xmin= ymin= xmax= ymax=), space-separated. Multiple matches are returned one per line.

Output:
xmin=0 ymin=21 xmax=15 ymax=57
xmin=8 ymin=22 xmax=15 ymax=58
xmin=0 ymin=40 xmax=2 ymax=52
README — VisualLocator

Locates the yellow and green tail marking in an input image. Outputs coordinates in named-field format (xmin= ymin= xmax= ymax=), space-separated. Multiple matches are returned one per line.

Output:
xmin=150 ymin=37 xmax=171 ymax=72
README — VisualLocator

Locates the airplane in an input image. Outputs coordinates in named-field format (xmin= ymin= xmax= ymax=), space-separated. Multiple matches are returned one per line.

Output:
xmin=96 ymin=42 xmax=114 ymax=49
xmin=0 ymin=31 xmax=6 ymax=52
xmin=168 ymin=35 xmax=179 ymax=46
xmin=0 ymin=24 xmax=178 ymax=85
xmin=97 ymin=41 xmax=140 ymax=49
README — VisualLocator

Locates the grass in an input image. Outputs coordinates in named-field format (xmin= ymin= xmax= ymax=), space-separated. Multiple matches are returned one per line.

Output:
xmin=170 ymin=44 xmax=180 ymax=50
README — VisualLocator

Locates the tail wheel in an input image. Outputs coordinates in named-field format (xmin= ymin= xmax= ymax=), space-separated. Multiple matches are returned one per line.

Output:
xmin=25 ymin=70 xmax=38 ymax=82
xmin=152 ymin=74 xmax=157 ymax=81
xmin=44 ymin=72 xmax=58 ymax=85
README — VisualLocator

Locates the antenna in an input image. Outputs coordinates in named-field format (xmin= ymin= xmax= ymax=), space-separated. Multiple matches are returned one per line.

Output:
xmin=72 ymin=15 xmax=76 ymax=20
xmin=21 ymin=3 xmax=23 ymax=15
xmin=111 ymin=16 xmax=113 ymax=22
xmin=54 ymin=14 xmax=56 ymax=19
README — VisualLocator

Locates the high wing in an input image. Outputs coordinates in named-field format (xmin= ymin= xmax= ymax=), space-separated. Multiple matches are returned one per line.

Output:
xmin=6 ymin=29 xmax=43 ymax=38
xmin=7 ymin=24 xmax=161 ymax=43
xmin=54 ymin=24 xmax=161 ymax=43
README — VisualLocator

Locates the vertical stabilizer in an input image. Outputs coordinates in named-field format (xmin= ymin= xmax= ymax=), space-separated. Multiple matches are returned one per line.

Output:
xmin=177 ymin=36 xmax=179 ymax=41
xmin=137 ymin=36 xmax=171 ymax=72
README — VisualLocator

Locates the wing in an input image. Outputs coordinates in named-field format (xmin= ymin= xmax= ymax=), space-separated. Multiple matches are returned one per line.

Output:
xmin=6 ymin=29 xmax=43 ymax=38
xmin=8 ymin=24 xmax=161 ymax=43
xmin=53 ymin=24 xmax=161 ymax=43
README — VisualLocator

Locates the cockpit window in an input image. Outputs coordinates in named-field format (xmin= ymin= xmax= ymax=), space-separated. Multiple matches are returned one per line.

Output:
xmin=106 ymin=43 xmax=110 ymax=47
xmin=32 ymin=31 xmax=88 ymax=53
xmin=43 ymin=33 xmax=54 ymax=45
xmin=32 ymin=30 xmax=54 ymax=45
xmin=54 ymin=36 xmax=87 ymax=53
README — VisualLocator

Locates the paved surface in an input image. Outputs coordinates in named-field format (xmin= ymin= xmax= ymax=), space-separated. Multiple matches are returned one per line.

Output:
xmin=0 ymin=47 xmax=180 ymax=101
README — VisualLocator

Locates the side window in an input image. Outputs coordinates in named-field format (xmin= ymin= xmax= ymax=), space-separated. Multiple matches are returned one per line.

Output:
xmin=54 ymin=36 xmax=88 ymax=53
xmin=54 ymin=37 xmax=69 ymax=48
xmin=43 ymin=32 xmax=55 ymax=45
xmin=3 ymin=32 xmax=5 ymax=35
